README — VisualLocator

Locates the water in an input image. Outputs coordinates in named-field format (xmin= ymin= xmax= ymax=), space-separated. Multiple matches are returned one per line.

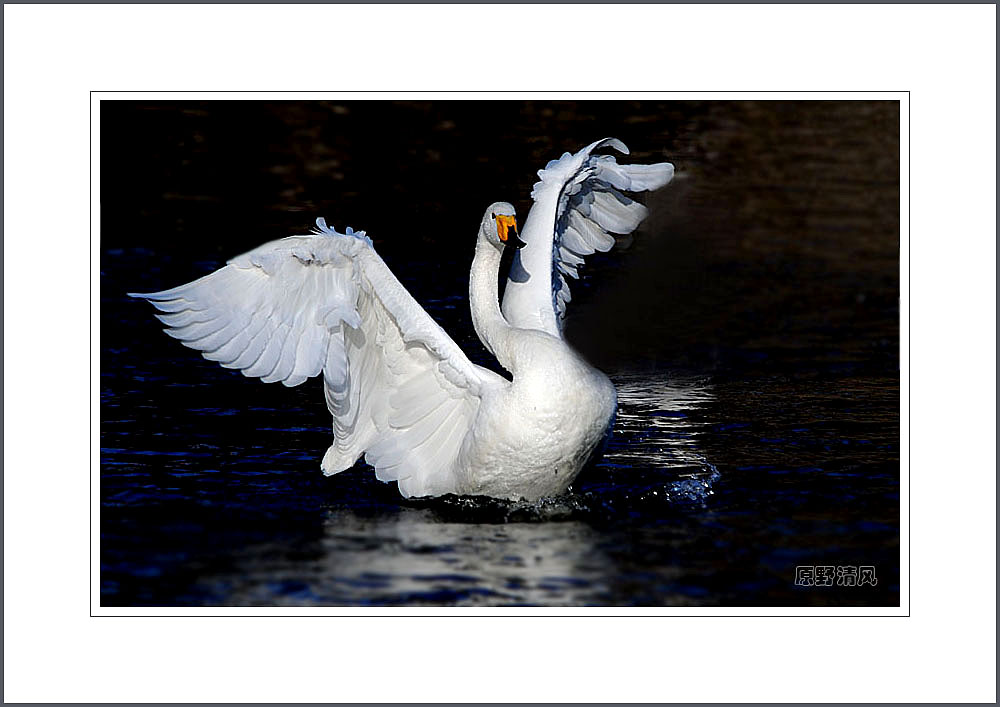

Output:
xmin=100 ymin=100 xmax=900 ymax=606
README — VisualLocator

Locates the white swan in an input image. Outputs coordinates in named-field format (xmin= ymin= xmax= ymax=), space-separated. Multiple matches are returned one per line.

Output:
xmin=132 ymin=138 xmax=674 ymax=501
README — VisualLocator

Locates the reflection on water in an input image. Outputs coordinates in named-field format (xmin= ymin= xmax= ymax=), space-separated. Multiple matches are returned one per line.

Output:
xmin=205 ymin=512 xmax=614 ymax=606
xmin=164 ymin=374 xmax=714 ymax=606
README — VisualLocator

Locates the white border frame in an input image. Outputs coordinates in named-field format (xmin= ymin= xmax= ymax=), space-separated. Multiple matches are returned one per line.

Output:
xmin=5 ymin=2 xmax=994 ymax=700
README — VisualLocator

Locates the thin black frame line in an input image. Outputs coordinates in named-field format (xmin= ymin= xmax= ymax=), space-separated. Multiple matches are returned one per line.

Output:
xmin=92 ymin=90 xmax=908 ymax=94
xmin=92 ymin=94 xmax=908 ymax=618
xmin=90 ymin=95 xmax=93 ymax=616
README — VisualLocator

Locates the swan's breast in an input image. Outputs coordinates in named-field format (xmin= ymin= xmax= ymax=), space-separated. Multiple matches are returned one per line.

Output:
xmin=459 ymin=333 xmax=617 ymax=500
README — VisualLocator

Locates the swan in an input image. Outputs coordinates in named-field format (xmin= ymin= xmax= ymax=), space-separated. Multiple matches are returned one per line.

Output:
xmin=131 ymin=137 xmax=674 ymax=501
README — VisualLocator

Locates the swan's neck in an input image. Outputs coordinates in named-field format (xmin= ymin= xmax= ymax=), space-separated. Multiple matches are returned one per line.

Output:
xmin=469 ymin=236 xmax=516 ymax=372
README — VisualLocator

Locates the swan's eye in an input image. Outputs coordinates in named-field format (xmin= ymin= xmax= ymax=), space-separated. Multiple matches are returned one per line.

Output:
xmin=491 ymin=213 xmax=496 ymax=220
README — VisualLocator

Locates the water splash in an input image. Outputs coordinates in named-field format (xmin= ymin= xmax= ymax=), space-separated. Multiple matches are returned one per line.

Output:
xmin=605 ymin=371 xmax=716 ymax=471
xmin=578 ymin=371 xmax=720 ymax=515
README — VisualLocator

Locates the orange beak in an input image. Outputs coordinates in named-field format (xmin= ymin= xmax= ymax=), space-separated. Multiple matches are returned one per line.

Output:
xmin=495 ymin=214 xmax=518 ymax=243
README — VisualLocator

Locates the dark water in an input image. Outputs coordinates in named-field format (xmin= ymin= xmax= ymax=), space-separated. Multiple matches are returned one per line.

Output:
xmin=100 ymin=100 xmax=900 ymax=606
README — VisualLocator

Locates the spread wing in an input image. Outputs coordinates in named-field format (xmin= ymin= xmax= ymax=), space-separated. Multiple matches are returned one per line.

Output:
xmin=130 ymin=220 xmax=497 ymax=497
xmin=501 ymin=137 xmax=674 ymax=336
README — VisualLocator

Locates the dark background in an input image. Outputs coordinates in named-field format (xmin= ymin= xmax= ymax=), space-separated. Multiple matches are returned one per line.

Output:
xmin=103 ymin=100 xmax=898 ymax=373
xmin=101 ymin=100 xmax=900 ymax=606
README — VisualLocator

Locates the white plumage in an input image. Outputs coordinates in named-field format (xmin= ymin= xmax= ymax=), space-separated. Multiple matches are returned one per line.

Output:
xmin=504 ymin=138 xmax=673 ymax=334
xmin=132 ymin=138 xmax=673 ymax=501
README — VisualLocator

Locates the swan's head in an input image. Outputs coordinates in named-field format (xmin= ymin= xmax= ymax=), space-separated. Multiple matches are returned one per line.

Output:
xmin=480 ymin=202 xmax=525 ymax=251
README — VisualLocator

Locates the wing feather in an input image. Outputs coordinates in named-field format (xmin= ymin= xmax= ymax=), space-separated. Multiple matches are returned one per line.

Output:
xmin=131 ymin=222 xmax=492 ymax=496
xmin=502 ymin=138 xmax=674 ymax=334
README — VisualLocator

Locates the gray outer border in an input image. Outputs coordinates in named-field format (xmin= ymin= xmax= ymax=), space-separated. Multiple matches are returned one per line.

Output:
xmin=15 ymin=0 xmax=997 ymax=3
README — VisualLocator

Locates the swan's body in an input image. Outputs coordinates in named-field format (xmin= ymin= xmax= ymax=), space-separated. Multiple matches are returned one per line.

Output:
xmin=133 ymin=138 xmax=673 ymax=501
